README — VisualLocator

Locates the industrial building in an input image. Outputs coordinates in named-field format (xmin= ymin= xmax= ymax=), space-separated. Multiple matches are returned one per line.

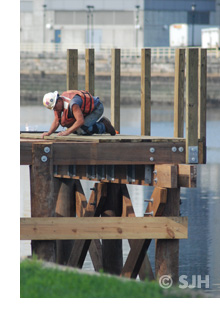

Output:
xmin=20 ymin=0 xmax=220 ymax=49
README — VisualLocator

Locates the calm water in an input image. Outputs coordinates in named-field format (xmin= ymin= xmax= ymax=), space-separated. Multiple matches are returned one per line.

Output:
xmin=20 ymin=105 xmax=220 ymax=296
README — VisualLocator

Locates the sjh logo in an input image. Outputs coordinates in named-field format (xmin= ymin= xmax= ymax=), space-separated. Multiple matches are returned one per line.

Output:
xmin=159 ymin=275 xmax=210 ymax=289
xmin=179 ymin=275 xmax=209 ymax=289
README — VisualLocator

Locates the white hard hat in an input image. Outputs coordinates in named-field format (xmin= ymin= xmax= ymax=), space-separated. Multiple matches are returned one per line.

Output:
xmin=43 ymin=91 xmax=59 ymax=109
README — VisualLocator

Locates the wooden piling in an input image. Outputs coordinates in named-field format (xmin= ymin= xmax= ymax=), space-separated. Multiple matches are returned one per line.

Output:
xmin=102 ymin=184 xmax=123 ymax=275
xmin=198 ymin=48 xmax=207 ymax=164
xmin=155 ymin=188 xmax=180 ymax=284
xmin=141 ymin=48 xmax=151 ymax=136
xmin=174 ymin=49 xmax=185 ymax=138
xmin=111 ymin=48 xmax=120 ymax=133
xmin=30 ymin=143 xmax=56 ymax=261
xmin=85 ymin=48 xmax=95 ymax=95
xmin=55 ymin=179 xmax=75 ymax=265
xmin=67 ymin=49 xmax=78 ymax=90
xmin=185 ymin=48 xmax=199 ymax=164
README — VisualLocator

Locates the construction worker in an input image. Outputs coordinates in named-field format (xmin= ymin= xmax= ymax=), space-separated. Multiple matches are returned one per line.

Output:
xmin=41 ymin=90 xmax=116 ymax=137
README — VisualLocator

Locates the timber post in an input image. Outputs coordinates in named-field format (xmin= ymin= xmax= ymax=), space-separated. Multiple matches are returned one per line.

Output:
xmin=141 ymin=48 xmax=151 ymax=136
xmin=174 ymin=48 xmax=185 ymax=138
xmin=186 ymin=48 xmax=199 ymax=164
xmin=67 ymin=49 xmax=78 ymax=90
xmin=85 ymin=48 xmax=95 ymax=95
xmin=111 ymin=48 xmax=121 ymax=133
xmin=30 ymin=143 xmax=56 ymax=261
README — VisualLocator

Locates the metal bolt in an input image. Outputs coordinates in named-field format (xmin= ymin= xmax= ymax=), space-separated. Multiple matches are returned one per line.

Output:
xmin=150 ymin=157 xmax=154 ymax=162
xmin=191 ymin=157 xmax=196 ymax=162
xmin=154 ymin=177 xmax=158 ymax=183
xmin=153 ymin=170 xmax=157 ymax=175
xmin=144 ymin=198 xmax=154 ymax=203
xmin=41 ymin=155 xmax=48 ymax=163
xmin=172 ymin=147 xmax=177 ymax=152
xmin=44 ymin=146 xmax=50 ymax=153
xmin=179 ymin=147 xmax=184 ymax=153
xmin=144 ymin=211 xmax=154 ymax=216
xmin=150 ymin=147 xmax=155 ymax=153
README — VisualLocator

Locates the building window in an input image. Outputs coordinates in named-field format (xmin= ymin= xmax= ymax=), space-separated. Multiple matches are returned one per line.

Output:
xmin=187 ymin=11 xmax=209 ymax=24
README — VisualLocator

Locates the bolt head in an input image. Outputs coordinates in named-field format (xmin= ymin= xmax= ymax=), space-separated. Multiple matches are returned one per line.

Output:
xmin=150 ymin=147 xmax=155 ymax=153
xmin=41 ymin=155 xmax=48 ymax=162
xmin=44 ymin=146 xmax=50 ymax=153
xmin=179 ymin=147 xmax=184 ymax=153
xmin=172 ymin=147 xmax=177 ymax=152
xmin=150 ymin=157 xmax=154 ymax=161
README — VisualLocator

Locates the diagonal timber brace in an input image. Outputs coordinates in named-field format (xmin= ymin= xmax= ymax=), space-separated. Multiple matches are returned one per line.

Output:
xmin=67 ymin=181 xmax=107 ymax=269
xmin=120 ymin=186 xmax=167 ymax=279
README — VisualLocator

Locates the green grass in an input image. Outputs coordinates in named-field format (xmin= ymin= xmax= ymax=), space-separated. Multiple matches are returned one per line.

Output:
xmin=20 ymin=259 xmax=202 ymax=298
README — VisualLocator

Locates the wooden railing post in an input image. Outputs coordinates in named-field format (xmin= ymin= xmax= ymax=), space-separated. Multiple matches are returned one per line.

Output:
xmin=111 ymin=48 xmax=120 ymax=133
xmin=174 ymin=48 xmax=185 ymax=138
xmin=141 ymin=48 xmax=151 ymax=136
xmin=198 ymin=48 xmax=207 ymax=163
xmin=185 ymin=48 xmax=199 ymax=164
xmin=85 ymin=48 xmax=95 ymax=95
xmin=67 ymin=49 xmax=78 ymax=90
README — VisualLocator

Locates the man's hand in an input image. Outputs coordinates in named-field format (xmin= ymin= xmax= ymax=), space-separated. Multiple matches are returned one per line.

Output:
xmin=41 ymin=132 xmax=50 ymax=138
xmin=57 ymin=130 xmax=70 ymax=136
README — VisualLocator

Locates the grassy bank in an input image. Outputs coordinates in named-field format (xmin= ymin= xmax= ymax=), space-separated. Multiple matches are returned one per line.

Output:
xmin=20 ymin=259 xmax=202 ymax=298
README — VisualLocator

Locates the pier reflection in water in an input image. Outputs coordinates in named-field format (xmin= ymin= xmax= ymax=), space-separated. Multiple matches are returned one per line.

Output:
xmin=20 ymin=105 xmax=220 ymax=296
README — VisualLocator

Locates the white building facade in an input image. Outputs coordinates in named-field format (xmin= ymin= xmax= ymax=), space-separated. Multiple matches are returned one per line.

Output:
xmin=20 ymin=0 xmax=144 ymax=51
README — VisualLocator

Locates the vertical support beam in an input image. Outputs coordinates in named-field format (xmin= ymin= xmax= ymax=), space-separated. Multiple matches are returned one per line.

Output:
xmin=155 ymin=188 xmax=180 ymax=284
xmin=55 ymin=179 xmax=76 ymax=265
xmin=67 ymin=49 xmax=78 ymax=90
xmin=185 ymin=48 xmax=199 ymax=164
xmin=85 ymin=48 xmax=95 ymax=95
xmin=198 ymin=48 xmax=207 ymax=164
xmin=111 ymin=48 xmax=120 ymax=133
xmin=102 ymin=184 xmax=123 ymax=275
xmin=141 ymin=48 xmax=151 ymax=136
xmin=30 ymin=143 xmax=56 ymax=262
xmin=174 ymin=48 xmax=185 ymax=138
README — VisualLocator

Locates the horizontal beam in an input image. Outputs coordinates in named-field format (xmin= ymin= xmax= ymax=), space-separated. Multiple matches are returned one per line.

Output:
xmin=20 ymin=217 xmax=188 ymax=240
xmin=20 ymin=141 xmax=186 ymax=165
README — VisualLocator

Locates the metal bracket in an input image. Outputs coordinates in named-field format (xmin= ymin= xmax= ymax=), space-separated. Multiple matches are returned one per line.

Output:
xmin=69 ymin=165 xmax=76 ymax=177
xmin=188 ymin=146 xmax=198 ymax=163
xmin=145 ymin=165 xmax=153 ymax=184
xmin=106 ymin=165 xmax=115 ymax=181
xmin=96 ymin=165 xmax=105 ymax=180
xmin=86 ymin=165 xmax=96 ymax=179
xmin=127 ymin=165 xmax=135 ymax=182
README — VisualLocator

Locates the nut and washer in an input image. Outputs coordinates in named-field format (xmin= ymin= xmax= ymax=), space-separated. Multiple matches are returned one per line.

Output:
xmin=178 ymin=147 xmax=184 ymax=153
xmin=41 ymin=155 xmax=48 ymax=163
xmin=172 ymin=147 xmax=177 ymax=152
xmin=150 ymin=157 xmax=154 ymax=162
xmin=44 ymin=146 xmax=50 ymax=153
xmin=150 ymin=147 xmax=155 ymax=153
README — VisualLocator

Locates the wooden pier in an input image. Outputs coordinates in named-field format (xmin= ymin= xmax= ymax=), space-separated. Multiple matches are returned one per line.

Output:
xmin=20 ymin=48 xmax=207 ymax=282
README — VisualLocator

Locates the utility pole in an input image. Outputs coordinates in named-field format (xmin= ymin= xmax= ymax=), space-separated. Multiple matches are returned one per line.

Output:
xmin=191 ymin=3 xmax=196 ymax=46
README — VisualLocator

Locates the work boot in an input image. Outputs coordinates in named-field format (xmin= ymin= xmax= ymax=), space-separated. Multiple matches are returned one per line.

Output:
xmin=99 ymin=117 xmax=116 ymax=135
